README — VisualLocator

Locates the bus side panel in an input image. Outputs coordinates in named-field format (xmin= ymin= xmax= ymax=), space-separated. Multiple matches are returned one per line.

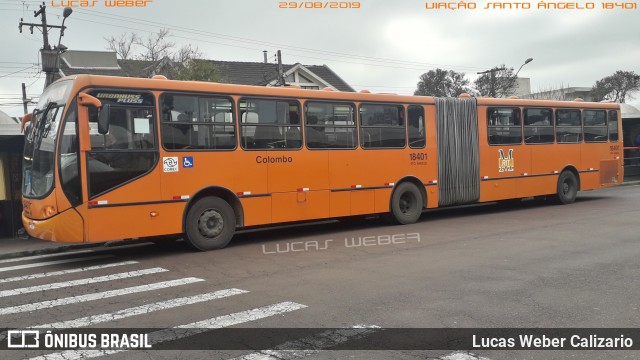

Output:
xmin=530 ymin=146 xmax=562 ymax=195
xmin=351 ymin=190 xmax=374 ymax=215
xmin=581 ymin=142 xmax=610 ymax=190
xmin=86 ymin=203 xmax=184 ymax=242
xmin=241 ymin=197 xmax=271 ymax=226
xmin=161 ymin=151 xmax=270 ymax=226
xmin=271 ymin=191 xmax=330 ymax=223
xmin=268 ymin=150 xmax=330 ymax=223
xmin=328 ymin=150 xmax=375 ymax=215
xmin=330 ymin=191 xmax=350 ymax=217
xmin=374 ymin=188 xmax=393 ymax=213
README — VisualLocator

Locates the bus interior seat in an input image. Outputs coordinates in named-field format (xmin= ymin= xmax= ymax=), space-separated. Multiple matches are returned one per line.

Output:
xmin=284 ymin=126 xmax=302 ymax=148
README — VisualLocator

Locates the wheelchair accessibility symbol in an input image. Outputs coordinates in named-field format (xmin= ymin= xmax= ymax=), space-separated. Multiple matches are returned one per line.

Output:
xmin=183 ymin=156 xmax=194 ymax=168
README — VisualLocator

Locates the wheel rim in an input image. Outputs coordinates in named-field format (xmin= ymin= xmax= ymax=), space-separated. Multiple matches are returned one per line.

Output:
xmin=399 ymin=192 xmax=417 ymax=214
xmin=562 ymin=179 xmax=573 ymax=196
xmin=197 ymin=209 xmax=224 ymax=238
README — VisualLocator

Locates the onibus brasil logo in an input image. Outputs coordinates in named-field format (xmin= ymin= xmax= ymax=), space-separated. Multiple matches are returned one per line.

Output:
xmin=498 ymin=149 xmax=515 ymax=172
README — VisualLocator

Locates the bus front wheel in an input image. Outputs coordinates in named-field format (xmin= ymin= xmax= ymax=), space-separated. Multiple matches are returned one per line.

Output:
xmin=386 ymin=182 xmax=423 ymax=225
xmin=185 ymin=196 xmax=236 ymax=251
xmin=554 ymin=171 xmax=578 ymax=205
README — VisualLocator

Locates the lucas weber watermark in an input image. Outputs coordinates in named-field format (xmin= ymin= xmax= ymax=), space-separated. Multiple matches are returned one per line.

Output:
xmin=262 ymin=233 xmax=421 ymax=254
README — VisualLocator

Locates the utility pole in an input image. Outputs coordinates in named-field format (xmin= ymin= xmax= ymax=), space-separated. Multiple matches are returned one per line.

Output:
xmin=21 ymin=83 xmax=29 ymax=114
xmin=277 ymin=50 xmax=285 ymax=86
xmin=477 ymin=66 xmax=506 ymax=97
xmin=19 ymin=4 xmax=73 ymax=89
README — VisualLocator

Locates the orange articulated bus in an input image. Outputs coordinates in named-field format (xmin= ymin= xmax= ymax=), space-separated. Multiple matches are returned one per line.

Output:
xmin=20 ymin=75 xmax=623 ymax=250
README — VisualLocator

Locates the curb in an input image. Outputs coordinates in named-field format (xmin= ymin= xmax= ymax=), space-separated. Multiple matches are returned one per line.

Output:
xmin=0 ymin=238 xmax=151 ymax=261
xmin=0 ymin=242 xmax=104 ymax=261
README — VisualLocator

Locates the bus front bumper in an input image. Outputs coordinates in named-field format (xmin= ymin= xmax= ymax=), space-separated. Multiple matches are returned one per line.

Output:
xmin=22 ymin=208 xmax=84 ymax=243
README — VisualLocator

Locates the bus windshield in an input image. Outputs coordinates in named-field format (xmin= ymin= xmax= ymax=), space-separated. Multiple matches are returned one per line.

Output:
xmin=22 ymin=80 xmax=73 ymax=199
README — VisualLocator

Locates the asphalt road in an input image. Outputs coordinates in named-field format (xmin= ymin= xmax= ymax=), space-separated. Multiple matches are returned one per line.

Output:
xmin=2 ymin=184 xmax=640 ymax=360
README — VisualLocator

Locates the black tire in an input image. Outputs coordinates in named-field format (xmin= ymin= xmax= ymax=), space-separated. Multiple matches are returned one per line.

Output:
xmin=554 ymin=171 xmax=579 ymax=204
xmin=185 ymin=197 xmax=236 ymax=251
xmin=386 ymin=182 xmax=423 ymax=225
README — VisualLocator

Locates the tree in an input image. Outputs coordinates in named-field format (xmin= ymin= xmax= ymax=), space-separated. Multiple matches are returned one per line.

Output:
xmin=474 ymin=66 xmax=518 ymax=98
xmin=414 ymin=69 xmax=469 ymax=97
xmin=134 ymin=28 xmax=175 ymax=62
xmin=174 ymin=44 xmax=203 ymax=63
xmin=105 ymin=33 xmax=137 ymax=60
xmin=175 ymin=60 xmax=222 ymax=82
xmin=590 ymin=70 xmax=640 ymax=103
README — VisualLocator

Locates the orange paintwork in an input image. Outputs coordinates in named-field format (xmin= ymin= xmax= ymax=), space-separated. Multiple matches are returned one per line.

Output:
xmin=22 ymin=75 xmax=623 ymax=243
xmin=23 ymin=207 xmax=83 ymax=242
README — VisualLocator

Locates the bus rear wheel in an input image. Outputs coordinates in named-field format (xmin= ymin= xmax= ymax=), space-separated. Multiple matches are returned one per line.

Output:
xmin=185 ymin=197 xmax=236 ymax=251
xmin=554 ymin=171 xmax=578 ymax=205
xmin=386 ymin=182 xmax=423 ymax=225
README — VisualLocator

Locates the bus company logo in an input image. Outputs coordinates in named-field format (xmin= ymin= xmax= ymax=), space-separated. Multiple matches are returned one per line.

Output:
xmin=95 ymin=93 xmax=143 ymax=104
xmin=498 ymin=149 xmax=515 ymax=172
xmin=7 ymin=330 xmax=40 ymax=348
xmin=163 ymin=157 xmax=179 ymax=172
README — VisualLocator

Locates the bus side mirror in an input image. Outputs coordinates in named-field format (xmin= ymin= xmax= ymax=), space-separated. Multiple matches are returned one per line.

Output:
xmin=98 ymin=104 xmax=110 ymax=135
xmin=20 ymin=112 xmax=33 ymax=133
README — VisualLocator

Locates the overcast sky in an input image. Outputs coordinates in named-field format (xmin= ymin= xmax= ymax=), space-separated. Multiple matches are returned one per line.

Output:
xmin=1 ymin=0 xmax=638 ymax=116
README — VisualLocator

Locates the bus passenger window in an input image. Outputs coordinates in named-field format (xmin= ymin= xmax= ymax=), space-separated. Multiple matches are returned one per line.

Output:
xmin=161 ymin=94 xmax=235 ymax=150
xmin=524 ymin=108 xmax=554 ymax=144
xmin=359 ymin=104 xmax=406 ymax=149
xmin=304 ymin=102 xmax=357 ymax=149
xmin=487 ymin=107 xmax=522 ymax=145
xmin=583 ymin=109 xmax=607 ymax=143
xmin=556 ymin=109 xmax=582 ymax=144
xmin=408 ymin=105 xmax=425 ymax=148
xmin=240 ymin=99 xmax=301 ymax=150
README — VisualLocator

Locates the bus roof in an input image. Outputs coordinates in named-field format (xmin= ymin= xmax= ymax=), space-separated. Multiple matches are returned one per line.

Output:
xmin=58 ymin=74 xmax=620 ymax=110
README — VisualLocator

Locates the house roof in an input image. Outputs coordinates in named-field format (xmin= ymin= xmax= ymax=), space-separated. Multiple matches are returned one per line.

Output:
xmin=0 ymin=110 xmax=21 ymax=136
xmin=59 ymin=51 xmax=128 ymax=77
xmin=58 ymin=51 xmax=354 ymax=92
xmin=198 ymin=60 xmax=354 ymax=92
xmin=117 ymin=57 xmax=354 ymax=92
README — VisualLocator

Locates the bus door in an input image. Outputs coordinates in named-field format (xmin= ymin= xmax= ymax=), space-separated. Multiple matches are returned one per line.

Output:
xmin=435 ymin=97 xmax=480 ymax=206
xmin=78 ymin=90 xmax=163 ymax=242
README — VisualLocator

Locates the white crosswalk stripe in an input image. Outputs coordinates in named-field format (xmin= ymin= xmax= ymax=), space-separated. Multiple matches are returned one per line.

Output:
xmin=0 ymin=277 xmax=204 ymax=315
xmin=1 ymin=253 xmax=312 ymax=360
xmin=0 ymin=255 xmax=113 ymax=273
xmin=0 ymin=261 xmax=139 ymax=283
xmin=36 ymin=288 xmax=249 ymax=328
xmin=0 ymin=267 xmax=168 ymax=298
xmin=232 ymin=326 xmax=380 ymax=360
xmin=27 ymin=302 xmax=308 ymax=360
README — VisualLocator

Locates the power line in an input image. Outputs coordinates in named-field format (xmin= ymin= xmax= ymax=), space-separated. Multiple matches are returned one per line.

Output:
xmin=65 ymin=7 xmax=487 ymax=71
xmin=0 ymin=65 xmax=38 ymax=79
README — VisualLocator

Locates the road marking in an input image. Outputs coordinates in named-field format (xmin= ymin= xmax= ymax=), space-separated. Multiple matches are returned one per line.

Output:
xmin=0 ymin=249 xmax=100 ymax=264
xmin=0 ymin=277 xmax=204 ymax=316
xmin=37 ymin=288 xmax=249 ymax=328
xmin=0 ymin=243 xmax=152 ymax=265
xmin=0 ymin=261 xmax=139 ymax=283
xmin=439 ymin=352 xmax=491 ymax=360
xmin=0 ymin=267 xmax=168 ymax=298
xmin=232 ymin=325 xmax=380 ymax=360
xmin=28 ymin=301 xmax=308 ymax=360
xmin=0 ymin=255 xmax=113 ymax=273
